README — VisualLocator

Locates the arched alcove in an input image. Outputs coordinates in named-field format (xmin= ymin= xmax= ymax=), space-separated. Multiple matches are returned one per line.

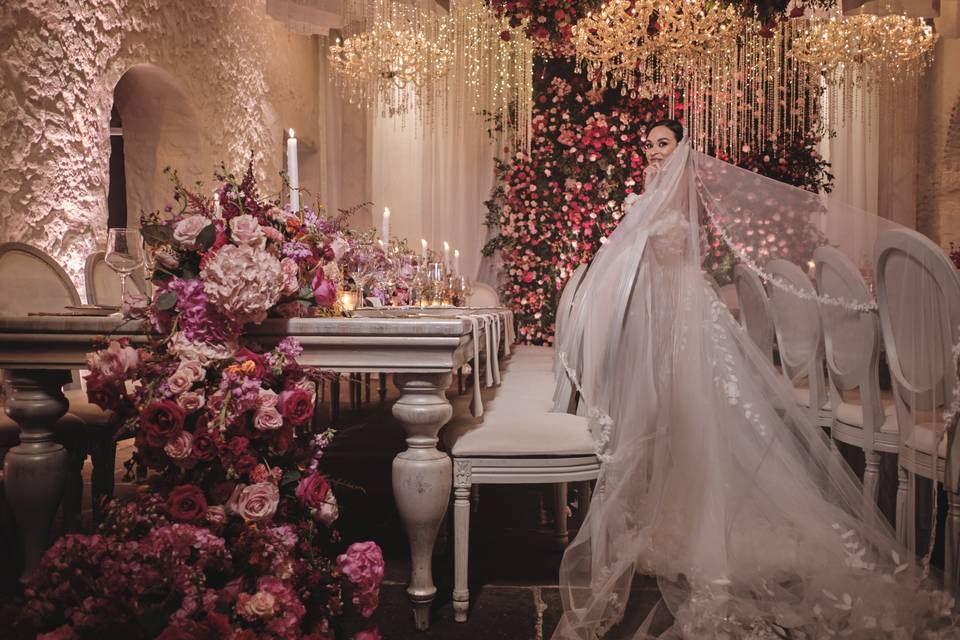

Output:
xmin=111 ymin=64 xmax=203 ymax=228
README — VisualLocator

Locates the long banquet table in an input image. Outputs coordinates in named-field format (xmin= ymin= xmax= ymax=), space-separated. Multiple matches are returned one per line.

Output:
xmin=0 ymin=310 xmax=509 ymax=630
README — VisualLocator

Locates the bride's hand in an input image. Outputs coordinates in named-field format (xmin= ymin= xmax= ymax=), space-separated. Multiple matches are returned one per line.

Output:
xmin=643 ymin=162 xmax=660 ymax=186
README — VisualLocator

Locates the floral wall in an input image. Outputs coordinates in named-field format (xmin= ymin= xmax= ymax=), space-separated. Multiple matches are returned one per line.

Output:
xmin=483 ymin=55 xmax=832 ymax=345
xmin=0 ymin=0 xmax=321 ymax=297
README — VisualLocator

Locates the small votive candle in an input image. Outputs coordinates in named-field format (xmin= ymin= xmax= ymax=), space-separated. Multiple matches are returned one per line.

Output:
xmin=340 ymin=290 xmax=357 ymax=312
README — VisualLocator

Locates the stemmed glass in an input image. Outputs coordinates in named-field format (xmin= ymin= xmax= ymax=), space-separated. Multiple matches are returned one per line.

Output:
xmin=105 ymin=228 xmax=144 ymax=305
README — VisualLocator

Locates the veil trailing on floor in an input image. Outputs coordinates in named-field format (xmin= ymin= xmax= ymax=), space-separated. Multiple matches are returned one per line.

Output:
xmin=551 ymin=138 xmax=960 ymax=638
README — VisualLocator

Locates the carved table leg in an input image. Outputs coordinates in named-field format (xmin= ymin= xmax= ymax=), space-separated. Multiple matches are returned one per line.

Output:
xmin=3 ymin=369 xmax=70 ymax=580
xmin=392 ymin=372 xmax=453 ymax=631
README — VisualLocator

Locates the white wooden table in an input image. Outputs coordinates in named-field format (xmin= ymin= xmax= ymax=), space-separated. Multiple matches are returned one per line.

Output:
xmin=0 ymin=311 xmax=507 ymax=630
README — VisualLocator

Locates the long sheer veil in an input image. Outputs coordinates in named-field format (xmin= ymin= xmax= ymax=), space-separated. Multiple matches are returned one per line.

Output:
xmin=552 ymin=138 xmax=960 ymax=638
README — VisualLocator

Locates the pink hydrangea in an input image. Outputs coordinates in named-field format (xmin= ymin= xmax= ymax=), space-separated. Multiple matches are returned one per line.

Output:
xmin=336 ymin=541 xmax=384 ymax=618
xmin=201 ymin=244 xmax=283 ymax=325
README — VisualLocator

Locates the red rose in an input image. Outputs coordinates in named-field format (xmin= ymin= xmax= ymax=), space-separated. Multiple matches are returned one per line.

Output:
xmin=296 ymin=471 xmax=332 ymax=509
xmin=226 ymin=436 xmax=249 ymax=457
xmin=155 ymin=625 xmax=196 ymax=640
xmin=278 ymin=388 xmax=313 ymax=426
xmin=234 ymin=454 xmax=258 ymax=476
xmin=140 ymin=400 xmax=185 ymax=447
xmin=85 ymin=374 xmax=122 ymax=411
xmin=167 ymin=484 xmax=207 ymax=523
xmin=192 ymin=431 xmax=219 ymax=462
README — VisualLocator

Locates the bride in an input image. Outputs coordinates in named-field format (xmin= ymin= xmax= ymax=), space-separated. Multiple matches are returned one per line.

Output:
xmin=551 ymin=120 xmax=959 ymax=638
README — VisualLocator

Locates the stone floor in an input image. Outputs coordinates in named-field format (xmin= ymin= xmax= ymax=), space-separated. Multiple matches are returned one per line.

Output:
xmin=1 ymin=374 xmax=660 ymax=639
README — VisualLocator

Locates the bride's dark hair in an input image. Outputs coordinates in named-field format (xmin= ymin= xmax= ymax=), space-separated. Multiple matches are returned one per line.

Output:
xmin=646 ymin=119 xmax=684 ymax=142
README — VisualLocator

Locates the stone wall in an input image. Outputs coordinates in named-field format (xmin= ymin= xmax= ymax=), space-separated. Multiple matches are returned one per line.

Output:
xmin=0 ymin=0 xmax=321 ymax=296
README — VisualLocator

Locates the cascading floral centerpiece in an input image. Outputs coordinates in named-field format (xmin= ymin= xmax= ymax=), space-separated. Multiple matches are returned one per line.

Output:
xmin=9 ymin=165 xmax=385 ymax=640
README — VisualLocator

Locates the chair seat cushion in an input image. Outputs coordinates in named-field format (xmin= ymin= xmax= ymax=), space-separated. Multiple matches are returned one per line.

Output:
xmin=835 ymin=401 xmax=898 ymax=434
xmin=443 ymin=409 xmax=595 ymax=457
xmin=904 ymin=421 xmax=948 ymax=459
xmin=791 ymin=386 xmax=830 ymax=411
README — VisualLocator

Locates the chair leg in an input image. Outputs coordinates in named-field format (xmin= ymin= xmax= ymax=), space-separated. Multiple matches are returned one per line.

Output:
xmin=453 ymin=485 xmax=471 ymax=623
xmin=349 ymin=376 xmax=359 ymax=411
xmin=90 ymin=430 xmax=117 ymax=523
xmin=60 ymin=443 xmax=85 ymax=533
xmin=863 ymin=449 xmax=881 ymax=510
xmin=378 ymin=373 xmax=387 ymax=403
xmin=470 ymin=485 xmax=480 ymax=514
xmin=577 ymin=480 xmax=593 ymax=526
xmin=896 ymin=465 xmax=909 ymax=547
xmin=554 ymin=483 xmax=569 ymax=547
xmin=364 ymin=373 xmax=371 ymax=405
xmin=947 ymin=491 xmax=960 ymax=584
xmin=330 ymin=377 xmax=341 ymax=422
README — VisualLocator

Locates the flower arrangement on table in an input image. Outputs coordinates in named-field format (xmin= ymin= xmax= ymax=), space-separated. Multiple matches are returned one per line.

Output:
xmin=10 ymin=165 xmax=385 ymax=640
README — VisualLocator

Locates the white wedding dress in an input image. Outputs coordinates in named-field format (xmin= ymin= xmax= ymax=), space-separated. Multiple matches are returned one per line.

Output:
xmin=552 ymin=141 xmax=959 ymax=638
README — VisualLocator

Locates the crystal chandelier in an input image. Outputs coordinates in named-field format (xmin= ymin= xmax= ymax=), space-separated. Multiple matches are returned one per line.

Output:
xmin=329 ymin=0 xmax=454 ymax=120
xmin=792 ymin=13 xmax=937 ymax=87
xmin=573 ymin=0 xmax=938 ymax=159
xmin=573 ymin=0 xmax=742 ymax=97
xmin=329 ymin=0 xmax=534 ymax=151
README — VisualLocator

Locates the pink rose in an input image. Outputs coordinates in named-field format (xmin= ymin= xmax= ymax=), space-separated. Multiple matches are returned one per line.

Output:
xmin=236 ymin=591 xmax=276 ymax=620
xmin=316 ymin=491 xmax=338 ymax=526
xmin=355 ymin=628 xmax=382 ymax=640
xmin=263 ymin=226 xmax=284 ymax=244
xmin=330 ymin=237 xmax=349 ymax=260
xmin=250 ymin=464 xmax=271 ymax=484
xmin=256 ymin=388 xmax=279 ymax=409
xmin=86 ymin=340 xmax=139 ymax=379
xmin=38 ymin=626 xmax=78 ymax=640
xmin=228 ymin=214 xmax=266 ymax=247
xmin=280 ymin=258 xmax=300 ymax=296
xmin=166 ymin=367 xmax=195 ymax=395
xmin=121 ymin=290 xmax=150 ymax=318
xmin=177 ymin=390 xmax=205 ymax=413
xmin=173 ymin=215 xmax=210 ymax=246
xmin=254 ymin=406 xmax=283 ymax=431
xmin=178 ymin=360 xmax=205 ymax=382
xmin=164 ymin=431 xmax=194 ymax=461
xmin=311 ymin=270 xmax=337 ymax=308
xmin=205 ymin=505 xmax=227 ymax=527
xmin=228 ymin=482 xmax=280 ymax=523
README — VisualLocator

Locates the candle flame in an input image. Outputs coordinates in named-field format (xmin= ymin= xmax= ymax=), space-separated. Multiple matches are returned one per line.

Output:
xmin=384 ymin=207 xmax=390 ymax=216
xmin=288 ymin=128 xmax=295 ymax=138
xmin=454 ymin=249 xmax=460 ymax=257
xmin=443 ymin=241 xmax=450 ymax=251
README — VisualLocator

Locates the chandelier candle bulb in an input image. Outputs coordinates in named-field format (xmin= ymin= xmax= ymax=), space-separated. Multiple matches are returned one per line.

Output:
xmin=286 ymin=129 xmax=299 ymax=212
xmin=454 ymin=249 xmax=460 ymax=277
xmin=382 ymin=207 xmax=390 ymax=241
xmin=421 ymin=238 xmax=428 ymax=259
xmin=443 ymin=241 xmax=450 ymax=272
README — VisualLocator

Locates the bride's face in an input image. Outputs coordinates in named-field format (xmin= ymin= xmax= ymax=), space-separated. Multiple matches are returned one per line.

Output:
xmin=643 ymin=126 xmax=679 ymax=168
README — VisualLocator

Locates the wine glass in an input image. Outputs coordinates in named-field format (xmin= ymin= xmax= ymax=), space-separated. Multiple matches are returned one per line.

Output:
xmin=105 ymin=228 xmax=144 ymax=305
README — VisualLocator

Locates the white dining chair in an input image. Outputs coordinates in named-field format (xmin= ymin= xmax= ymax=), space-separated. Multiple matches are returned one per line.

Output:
xmin=84 ymin=251 xmax=150 ymax=306
xmin=733 ymin=263 xmax=775 ymax=365
xmin=442 ymin=394 xmax=599 ymax=622
xmin=467 ymin=282 xmax=500 ymax=308
xmin=766 ymin=259 xmax=831 ymax=429
xmin=0 ymin=243 xmax=116 ymax=526
xmin=875 ymin=229 xmax=960 ymax=580
xmin=814 ymin=246 xmax=898 ymax=513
